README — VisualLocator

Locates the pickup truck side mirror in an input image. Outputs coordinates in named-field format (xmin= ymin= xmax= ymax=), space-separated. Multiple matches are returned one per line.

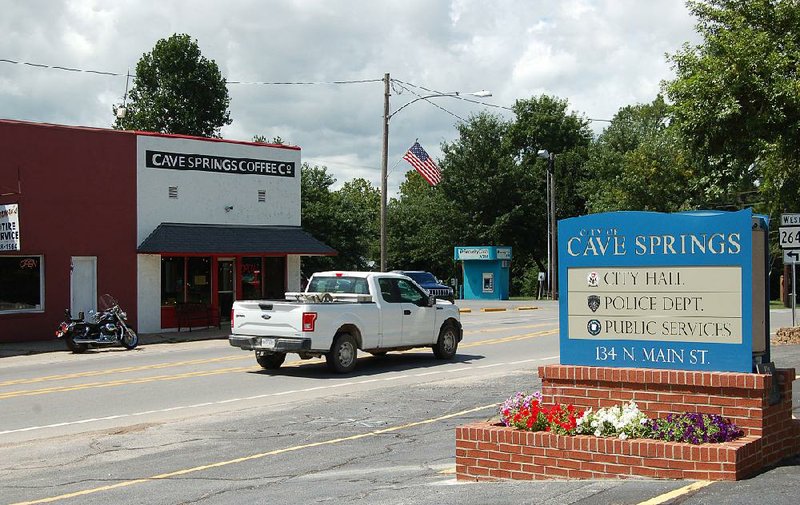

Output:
xmin=427 ymin=295 xmax=437 ymax=307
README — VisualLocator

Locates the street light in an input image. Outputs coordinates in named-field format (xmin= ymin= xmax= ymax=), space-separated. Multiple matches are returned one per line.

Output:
xmin=537 ymin=149 xmax=557 ymax=300
xmin=380 ymin=72 xmax=491 ymax=272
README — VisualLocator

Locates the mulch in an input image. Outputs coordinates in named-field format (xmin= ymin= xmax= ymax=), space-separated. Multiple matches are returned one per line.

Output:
xmin=773 ymin=327 xmax=800 ymax=345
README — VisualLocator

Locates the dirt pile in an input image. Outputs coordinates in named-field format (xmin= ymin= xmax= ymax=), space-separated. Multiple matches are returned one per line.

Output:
xmin=773 ymin=327 xmax=800 ymax=345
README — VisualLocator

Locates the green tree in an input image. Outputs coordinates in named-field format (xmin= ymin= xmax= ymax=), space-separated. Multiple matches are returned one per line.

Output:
xmin=387 ymin=170 xmax=457 ymax=278
xmin=113 ymin=34 xmax=231 ymax=137
xmin=300 ymin=164 xmax=339 ymax=277
xmin=505 ymin=95 xmax=593 ymax=294
xmin=582 ymin=96 xmax=696 ymax=212
xmin=665 ymin=0 xmax=800 ymax=212
xmin=299 ymin=164 xmax=379 ymax=277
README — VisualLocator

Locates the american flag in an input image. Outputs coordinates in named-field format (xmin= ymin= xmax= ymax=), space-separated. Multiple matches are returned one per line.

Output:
xmin=403 ymin=142 xmax=442 ymax=186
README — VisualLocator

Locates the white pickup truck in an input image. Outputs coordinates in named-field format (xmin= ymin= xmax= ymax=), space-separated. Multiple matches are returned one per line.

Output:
xmin=229 ymin=271 xmax=462 ymax=373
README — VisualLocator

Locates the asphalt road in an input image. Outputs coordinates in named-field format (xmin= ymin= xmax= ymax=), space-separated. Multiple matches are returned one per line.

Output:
xmin=0 ymin=303 xmax=798 ymax=505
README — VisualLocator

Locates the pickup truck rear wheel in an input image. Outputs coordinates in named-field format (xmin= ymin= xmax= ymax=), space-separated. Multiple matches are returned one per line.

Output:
xmin=433 ymin=324 xmax=458 ymax=360
xmin=326 ymin=333 xmax=358 ymax=373
xmin=256 ymin=352 xmax=286 ymax=369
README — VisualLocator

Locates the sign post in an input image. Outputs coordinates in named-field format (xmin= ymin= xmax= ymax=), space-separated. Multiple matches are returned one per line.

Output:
xmin=780 ymin=214 xmax=800 ymax=326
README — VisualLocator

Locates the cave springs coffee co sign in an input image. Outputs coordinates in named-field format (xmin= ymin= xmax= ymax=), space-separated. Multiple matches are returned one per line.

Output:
xmin=558 ymin=209 xmax=767 ymax=373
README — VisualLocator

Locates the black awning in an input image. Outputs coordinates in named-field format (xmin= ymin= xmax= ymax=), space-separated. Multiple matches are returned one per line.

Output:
xmin=137 ymin=223 xmax=337 ymax=255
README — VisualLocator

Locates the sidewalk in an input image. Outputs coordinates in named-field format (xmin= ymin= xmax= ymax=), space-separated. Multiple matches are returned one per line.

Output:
xmin=0 ymin=325 xmax=230 ymax=358
xmin=0 ymin=299 xmax=550 ymax=359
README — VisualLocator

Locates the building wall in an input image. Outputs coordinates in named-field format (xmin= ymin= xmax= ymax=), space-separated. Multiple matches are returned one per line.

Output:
xmin=287 ymin=255 xmax=301 ymax=292
xmin=137 ymin=254 xmax=161 ymax=333
xmin=0 ymin=121 xmax=138 ymax=342
xmin=134 ymin=135 xmax=304 ymax=332
xmin=135 ymin=135 xmax=301 ymax=244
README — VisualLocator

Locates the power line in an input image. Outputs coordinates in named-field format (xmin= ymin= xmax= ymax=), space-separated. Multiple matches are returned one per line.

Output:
xmin=0 ymin=58 xmax=380 ymax=85
xmin=0 ymin=58 xmax=123 ymax=76
xmin=225 ymin=78 xmax=382 ymax=85
xmin=1 ymin=57 xmax=613 ymax=122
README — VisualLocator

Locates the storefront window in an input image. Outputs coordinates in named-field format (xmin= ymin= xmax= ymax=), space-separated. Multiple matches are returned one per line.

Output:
xmin=161 ymin=257 xmax=183 ymax=305
xmin=161 ymin=256 xmax=212 ymax=305
xmin=0 ymin=256 xmax=43 ymax=312
xmin=242 ymin=257 xmax=262 ymax=299
xmin=186 ymin=257 xmax=211 ymax=304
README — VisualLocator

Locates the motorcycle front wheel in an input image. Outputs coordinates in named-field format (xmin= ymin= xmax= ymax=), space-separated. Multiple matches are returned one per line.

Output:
xmin=121 ymin=327 xmax=138 ymax=350
xmin=65 ymin=334 xmax=88 ymax=354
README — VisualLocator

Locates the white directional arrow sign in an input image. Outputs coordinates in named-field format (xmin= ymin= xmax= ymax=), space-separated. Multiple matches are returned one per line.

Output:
xmin=785 ymin=250 xmax=800 ymax=264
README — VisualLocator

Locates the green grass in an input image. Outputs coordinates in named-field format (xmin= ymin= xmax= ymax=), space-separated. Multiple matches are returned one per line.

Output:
xmin=771 ymin=299 xmax=790 ymax=309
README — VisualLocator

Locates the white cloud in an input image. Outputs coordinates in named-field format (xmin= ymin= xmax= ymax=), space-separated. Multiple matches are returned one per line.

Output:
xmin=0 ymin=0 xmax=699 ymax=194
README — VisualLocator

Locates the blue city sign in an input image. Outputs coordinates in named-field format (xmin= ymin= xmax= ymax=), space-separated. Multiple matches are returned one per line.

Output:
xmin=558 ymin=209 xmax=755 ymax=372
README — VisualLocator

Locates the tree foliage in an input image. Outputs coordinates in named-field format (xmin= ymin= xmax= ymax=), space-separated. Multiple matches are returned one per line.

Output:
xmin=113 ymin=34 xmax=231 ymax=137
xmin=665 ymin=0 xmax=800 ymax=214
xmin=582 ymin=96 xmax=695 ymax=212
xmin=387 ymin=171 xmax=457 ymax=279
xmin=299 ymin=164 xmax=379 ymax=278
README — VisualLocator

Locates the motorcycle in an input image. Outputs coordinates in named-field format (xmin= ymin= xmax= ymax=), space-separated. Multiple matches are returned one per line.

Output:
xmin=55 ymin=294 xmax=139 ymax=353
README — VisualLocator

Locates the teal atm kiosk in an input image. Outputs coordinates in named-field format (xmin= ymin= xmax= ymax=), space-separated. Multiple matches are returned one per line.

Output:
xmin=454 ymin=246 xmax=512 ymax=300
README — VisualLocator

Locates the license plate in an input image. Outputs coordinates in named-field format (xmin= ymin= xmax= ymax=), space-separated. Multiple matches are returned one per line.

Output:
xmin=259 ymin=338 xmax=276 ymax=349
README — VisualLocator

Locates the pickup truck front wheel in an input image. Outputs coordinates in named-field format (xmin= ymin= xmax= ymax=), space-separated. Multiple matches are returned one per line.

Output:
xmin=326 ymin=333 xmax=358 ymax=373
xmin=433 ymin=324 xmax=458 ymax=360
xmin=256 ymin=352 xmax=286 ymax=369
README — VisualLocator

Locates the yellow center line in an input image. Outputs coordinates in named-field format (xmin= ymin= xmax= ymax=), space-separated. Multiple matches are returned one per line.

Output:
xmin=636 ymin=480 xmax=713 ymax=505
xmin=8 ymin=403 xmax=497 ymax=505
xmin=462 ymin=322 xmax=553 ymax=336
xmin=3 ymin=322 xmax=556 ymax=388
xmin=0 ymin=326 xmax=558 ymax=400
xmin=0 ymin=355 xmax=248 ymax=387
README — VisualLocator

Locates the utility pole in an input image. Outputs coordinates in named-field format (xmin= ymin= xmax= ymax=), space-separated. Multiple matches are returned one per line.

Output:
xmin=380 ymin=73 xmax=390 ymax=272
xmin=548 ymin=152 xmax=558 ymax=300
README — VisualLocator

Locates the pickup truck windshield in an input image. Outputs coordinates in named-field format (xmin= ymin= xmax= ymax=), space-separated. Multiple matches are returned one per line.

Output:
xmin=307 ymin=276 xmax=370 ymax=294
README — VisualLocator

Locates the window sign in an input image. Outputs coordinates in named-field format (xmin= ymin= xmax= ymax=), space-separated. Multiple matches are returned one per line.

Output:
xmin=0 ymin=204 xmax=21 ymax=251
xmin=0 ymin=255 xmax=43 ymax=312
xmin=482 ymin=272 xmax=494 ymax=293
xmin=559 ymin=210 xmax=755 ymax=373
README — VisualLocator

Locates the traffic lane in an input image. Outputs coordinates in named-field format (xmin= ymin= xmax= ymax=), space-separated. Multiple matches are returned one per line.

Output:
xmin=0 ymin=308 xmax=557 ymax=401
xmin=0 ymin=305 xmax=557 ymax=379
xmin=3 ymin=370 xmax=695 ymax=505
xmin=0 ymin=331 xmax=559 ymax=443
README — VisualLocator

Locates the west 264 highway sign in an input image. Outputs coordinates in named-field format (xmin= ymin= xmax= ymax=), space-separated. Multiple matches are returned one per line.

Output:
xmin=779 ymin=226 xmax=800 ymax=249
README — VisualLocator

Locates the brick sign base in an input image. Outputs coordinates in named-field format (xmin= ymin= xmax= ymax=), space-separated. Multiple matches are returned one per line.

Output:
xmin=456 ymin=365 xmax=799 ymax=481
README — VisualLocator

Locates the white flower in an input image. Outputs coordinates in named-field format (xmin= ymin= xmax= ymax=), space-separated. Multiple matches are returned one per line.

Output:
xmin=619 ymin=432 xmax=628 ymax=440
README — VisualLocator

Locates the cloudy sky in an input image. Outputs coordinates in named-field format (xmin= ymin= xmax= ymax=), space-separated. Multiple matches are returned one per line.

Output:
xmin=1 ymin=0 xmax=699 ymax=193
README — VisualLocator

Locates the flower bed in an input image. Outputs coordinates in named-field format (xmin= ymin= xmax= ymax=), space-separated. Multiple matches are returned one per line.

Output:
xmin=455 ymin=365 xmax=800 ymax=481
xmin=456 ymin=422 xmax=760 ymax=481
xmin=499 ymin=393 xmax=743 ymax=444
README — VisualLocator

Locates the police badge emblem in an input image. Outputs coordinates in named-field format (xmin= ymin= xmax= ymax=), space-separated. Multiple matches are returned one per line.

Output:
xmin=587 ymin=271 xmax=599 ymax=288
xmin=587 ymin=295 xmax=600 ymax=312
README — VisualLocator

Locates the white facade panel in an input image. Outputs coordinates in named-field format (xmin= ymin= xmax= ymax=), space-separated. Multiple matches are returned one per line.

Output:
xmin=137 ymin=254 xmax=162 ymax=333
xmin=287 ymin=255 xmax=301 ymax=292
xmin=136 ymin=136 xmax=301 ymax=244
